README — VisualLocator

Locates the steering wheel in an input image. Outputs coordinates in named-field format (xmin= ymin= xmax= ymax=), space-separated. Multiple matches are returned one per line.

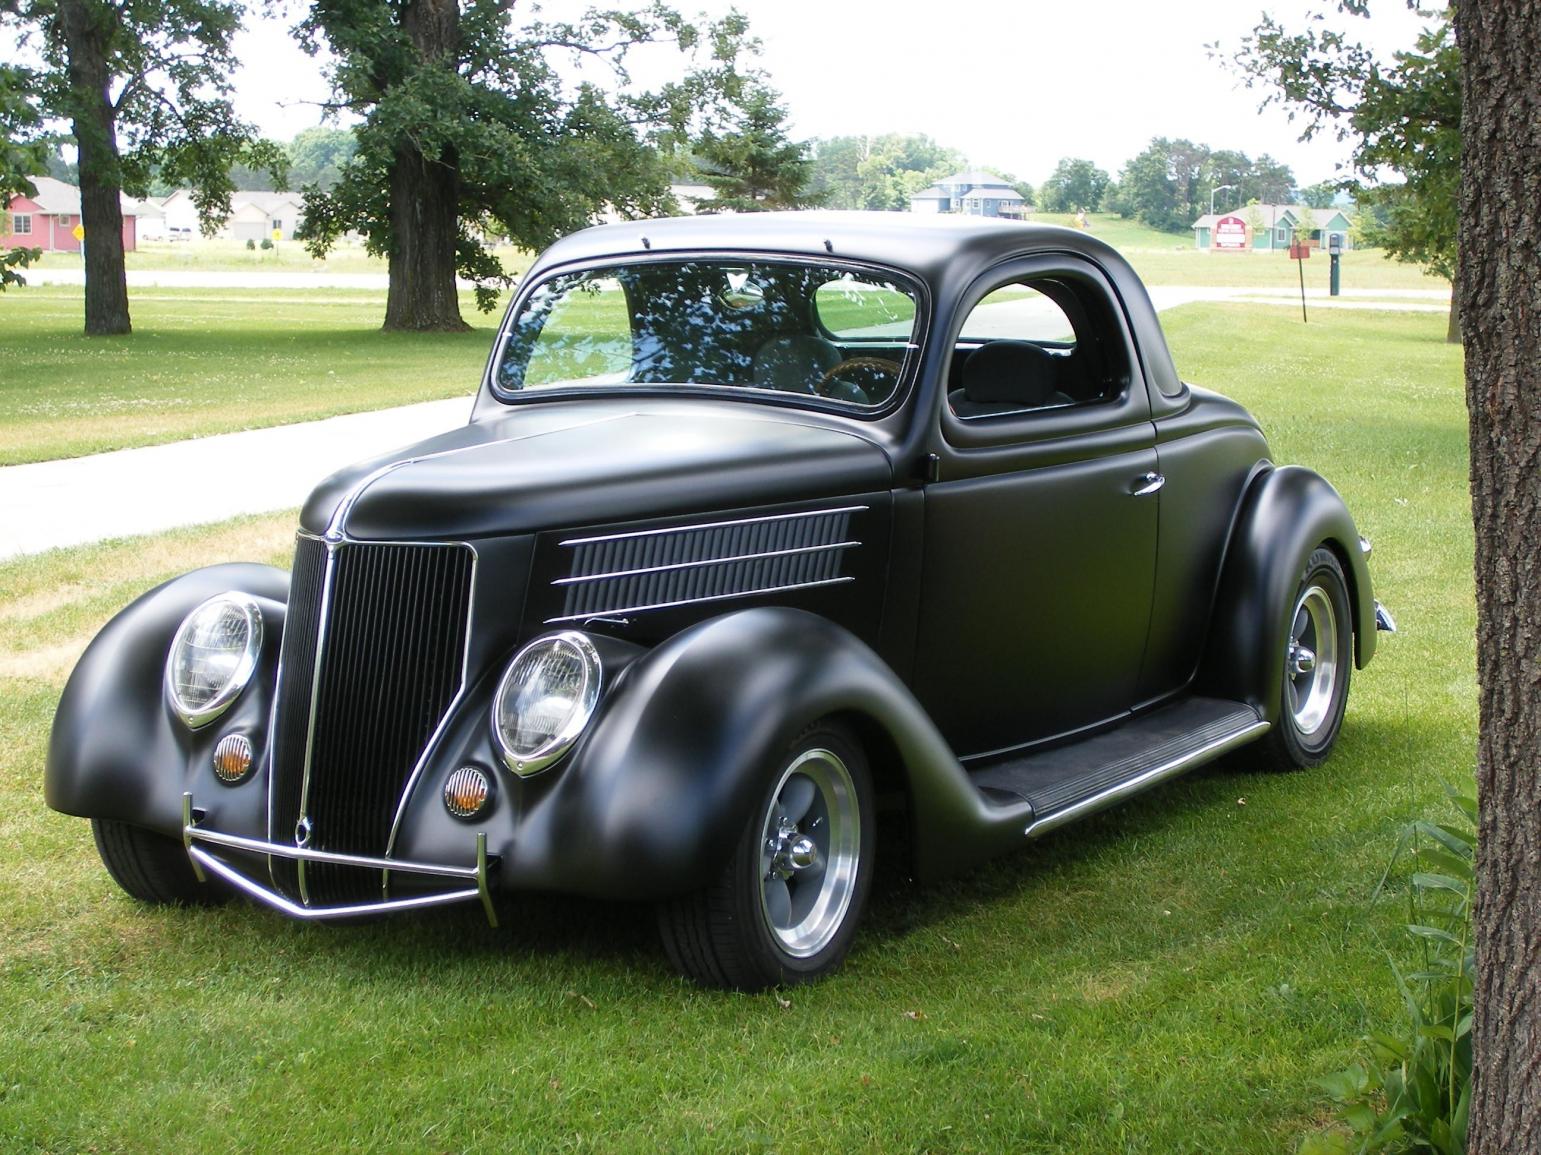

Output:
xmin=813 ymin=357 xmax=903 ymax=404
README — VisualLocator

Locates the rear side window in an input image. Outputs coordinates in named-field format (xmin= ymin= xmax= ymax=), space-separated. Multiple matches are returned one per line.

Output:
xmin=813 ymin=278 xmax=917 ymax=341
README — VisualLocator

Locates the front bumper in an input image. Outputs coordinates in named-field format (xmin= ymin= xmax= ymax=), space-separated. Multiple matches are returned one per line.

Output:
xmin=181 ymin=793 xmax=499 ymax=925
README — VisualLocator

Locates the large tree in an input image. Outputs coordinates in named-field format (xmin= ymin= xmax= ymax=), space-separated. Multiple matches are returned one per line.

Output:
xmin=1229 ymin=2 xmax=1460 ymax=340
xmin=1 ymin=62 xmax=47 ymax=288
xmin=808 ymin=133 xmax=963 ymax=211
xmin=296 ymin=1 xmax=751 ymax=331
xmin=692 ymin=81 xmax=820 ymax=214
xmin=1456 ymin=2 xmax=1541 ymax=1148
xmin=1038 ymin=157 xmax=1110 ymax=214
xmin=2 ymin=0 xmax=282 ymax=334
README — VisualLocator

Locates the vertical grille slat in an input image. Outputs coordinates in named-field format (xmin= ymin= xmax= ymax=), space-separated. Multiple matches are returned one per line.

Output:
xmin=267 ymin=537 xmax=473 ymax=905
xmin=555 ymin=507 xmax=862 ymax=622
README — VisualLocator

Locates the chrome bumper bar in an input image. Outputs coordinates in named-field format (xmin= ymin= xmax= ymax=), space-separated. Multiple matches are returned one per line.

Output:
xmin=181 ymin=793 xmax=498 ymax=926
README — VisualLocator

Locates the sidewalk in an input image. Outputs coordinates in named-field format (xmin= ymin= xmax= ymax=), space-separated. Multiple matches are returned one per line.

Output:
xmin=0 ymin=397 xmax=470 ymax=560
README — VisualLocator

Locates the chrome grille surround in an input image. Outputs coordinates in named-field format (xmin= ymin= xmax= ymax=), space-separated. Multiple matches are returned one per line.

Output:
xmin=266 ymin=533 xmax=475 ymax=905
xmin=548 ymin=506 xmax=865 ymax=624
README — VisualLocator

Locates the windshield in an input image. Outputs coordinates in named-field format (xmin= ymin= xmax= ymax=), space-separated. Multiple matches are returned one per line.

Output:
xmin=494 ymin=258 xmax=920 ymax=409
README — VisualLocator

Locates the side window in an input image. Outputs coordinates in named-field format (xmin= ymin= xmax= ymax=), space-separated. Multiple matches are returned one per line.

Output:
xmin=949 ymin=283 xmax=1085 ymax=419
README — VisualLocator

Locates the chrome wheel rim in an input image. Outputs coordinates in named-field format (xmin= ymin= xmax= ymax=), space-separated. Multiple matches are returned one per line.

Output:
xmin=1286 ymin=584 xmax=1339 ymax=738
xmin=758 ymin=747 xmax=861 ymax=959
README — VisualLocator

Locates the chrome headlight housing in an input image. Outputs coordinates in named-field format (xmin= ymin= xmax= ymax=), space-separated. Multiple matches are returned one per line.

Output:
xmin=492 ymin=631 xmax=602 ymax=777
xmin=165 ymin=592 xmax=264 ymax=729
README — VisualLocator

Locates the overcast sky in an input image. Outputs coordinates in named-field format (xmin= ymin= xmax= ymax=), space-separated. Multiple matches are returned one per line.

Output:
xmin=232 ymin=0 xmax=1436 ymax=189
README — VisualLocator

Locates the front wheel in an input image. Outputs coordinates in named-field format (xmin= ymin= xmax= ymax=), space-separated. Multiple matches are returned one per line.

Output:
xmin=656 ymin=723 xmax=874 ymax=990
xmin=1257 ymin=547 xmax=1353 ymax=771
xmin=92 ymin=818 xmax=227 ymax=905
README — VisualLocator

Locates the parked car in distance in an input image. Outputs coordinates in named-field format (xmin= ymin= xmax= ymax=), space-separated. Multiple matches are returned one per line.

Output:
xmin=47 ymin=212 xmax=1393 ymax=989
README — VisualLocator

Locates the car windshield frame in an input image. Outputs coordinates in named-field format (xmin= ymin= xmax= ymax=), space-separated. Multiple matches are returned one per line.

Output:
xmin=486 ymin=252 xmax=930 ymax=418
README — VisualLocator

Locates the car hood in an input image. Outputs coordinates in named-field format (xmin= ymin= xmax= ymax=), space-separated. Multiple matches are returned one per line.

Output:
xmin=301 ymin=403 xmax=895 ymax=541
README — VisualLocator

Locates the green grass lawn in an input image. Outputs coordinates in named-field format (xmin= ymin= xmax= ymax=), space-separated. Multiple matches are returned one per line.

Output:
xmin=0 ymin=287 xmax=496 ymax=464
xmin=0 ymin=302 xmax=1471 ymax=1151
xmin=34 ymin=238 xmax=536 ymax=279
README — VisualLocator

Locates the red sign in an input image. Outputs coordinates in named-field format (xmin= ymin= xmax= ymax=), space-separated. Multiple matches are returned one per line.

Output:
xmin=1213 ymin=215 xmax=1249 ymax=251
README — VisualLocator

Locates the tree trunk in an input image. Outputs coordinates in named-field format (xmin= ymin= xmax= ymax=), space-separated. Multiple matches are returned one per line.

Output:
xmin=56 ymin=0 xmax=130 ymax=336
xmin=1457 ymin=3 xmax=1541 ymax=1151
xmin=382 ymin=0 xmax=467 ymax=332
xmin=1447 ymin=283 xmax=1462 ymax=346
xmin=382 ymin=141 xmax=467 ymax=332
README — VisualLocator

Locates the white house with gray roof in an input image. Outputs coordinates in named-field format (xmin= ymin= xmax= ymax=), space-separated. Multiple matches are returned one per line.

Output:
xmin=909 ymin=170 xmax=1028 ymax=218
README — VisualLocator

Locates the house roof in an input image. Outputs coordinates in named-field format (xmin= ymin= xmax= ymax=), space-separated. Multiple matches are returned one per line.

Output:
xmin=961 ymin=187 xmax=1025 ymax=203
xmin=937 ymin=169 xmax=1018 ymax=190
xmin=909 ymin=185 xmax=950 ymax=201
xmin=231 ymin=190 xmax=305 ymax=213
xmin=1192 ymin=203 xmax=1351 ymax=230
xmin=11 ymin=176 xmax=149 ymax=217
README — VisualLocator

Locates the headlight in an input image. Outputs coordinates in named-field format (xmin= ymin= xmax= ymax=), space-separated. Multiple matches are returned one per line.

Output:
xmin=165 ymin=593 xmax=263 ymax=729
xmin=492 ymin=631 xmax=602 ymax=776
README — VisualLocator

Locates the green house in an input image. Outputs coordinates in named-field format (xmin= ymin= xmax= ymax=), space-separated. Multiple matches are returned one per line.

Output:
xmin=1192 ymin=204 xmax=1354 ymax=252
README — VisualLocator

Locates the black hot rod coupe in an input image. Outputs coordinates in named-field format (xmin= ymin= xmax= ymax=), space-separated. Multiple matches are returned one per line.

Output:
xmin=47 ymin=212 xmax=1393 ymax=989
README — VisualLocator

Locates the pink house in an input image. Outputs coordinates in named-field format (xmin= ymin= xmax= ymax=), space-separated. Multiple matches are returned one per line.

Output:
xmin=1 ymin=176 xmax=140 ymax=253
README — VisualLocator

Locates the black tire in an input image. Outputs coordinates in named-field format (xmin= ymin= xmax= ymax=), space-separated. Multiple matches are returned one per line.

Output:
xmin=91 ymin=818 xmax=227 ymax=905
xmin=1257 ymin=547 xmax=1353 ymax=771
xmin=656 ymin=723 xmax=875 ymax=990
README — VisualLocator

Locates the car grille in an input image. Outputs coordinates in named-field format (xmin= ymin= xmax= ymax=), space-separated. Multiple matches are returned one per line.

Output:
xmin=549 ymin=506 xmax=863 ymax=623
xmin=268 ymin=535 xmax=474 ymax=904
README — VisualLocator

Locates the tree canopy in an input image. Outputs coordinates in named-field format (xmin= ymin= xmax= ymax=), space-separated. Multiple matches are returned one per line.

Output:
xmin=296 ymin=0 xmax=753 ymax=330
xmin=0 ymin=62 xmax=47 ymax=289
xmin=2 ymin=0 xmax=282 ymax=332
xmin=1038 ymin=158 xmax=1110 ymax=213
xmin=1107 ymin=137 xmax=1298 ymax=232
xmin=807 ymin=133 xmax=963 ymax=212
xmin=1227 ymin=2 xmax=1459 ymax=331
xmin=692 ymin=82 xmax=820 ymax=213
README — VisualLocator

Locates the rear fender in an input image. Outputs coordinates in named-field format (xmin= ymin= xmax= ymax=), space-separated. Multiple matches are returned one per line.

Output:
xmin=45 ymin=564 xmax=289 ymax=833
xmin=1197 ymin=466 xmax=1376 ymax=720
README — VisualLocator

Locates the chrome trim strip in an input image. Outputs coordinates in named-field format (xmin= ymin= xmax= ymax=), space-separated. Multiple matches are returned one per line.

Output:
xmin=190 ymin=826 xmax=480 ymax=878
xmin=1023 ymin=720 xmax=1270 ymax=839
xmin=558 ymin=505 xmax=869 ymax=548
xmin=263 ymin=533 xmax=324 ymax=890
xmin=383 ymin=543 xmax=481 ymax=866
xmin=293 ymin=539 xmax=340 ymax=906
xmin=543 ymin=574 xmax=856 ymax=624
xmin=553 ymin=541 xmax=861 ymax=586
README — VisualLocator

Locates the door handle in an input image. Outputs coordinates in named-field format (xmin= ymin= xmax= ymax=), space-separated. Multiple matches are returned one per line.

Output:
xmin=1132 ymin=471 xmax=1165 ymax=497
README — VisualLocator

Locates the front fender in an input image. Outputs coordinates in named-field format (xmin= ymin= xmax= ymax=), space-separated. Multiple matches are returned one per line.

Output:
xmin=46 ymin=563 xmax=289 ymax=832
xmin=493 ymin=607 xmax=1026 ymax=899
xmin=1198 ymin=465 xmax=1376 ymax=720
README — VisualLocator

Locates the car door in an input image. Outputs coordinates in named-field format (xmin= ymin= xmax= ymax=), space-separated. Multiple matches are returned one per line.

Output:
xmin=912 ymin=257 xmax=1159 ymax=757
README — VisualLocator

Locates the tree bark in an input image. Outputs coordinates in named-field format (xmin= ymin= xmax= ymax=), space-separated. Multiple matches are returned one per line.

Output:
xmin=382 ymin=0 xmax=467 ymax=332
xmin=1457 ymin=3 xmax=1541 ymax=1151
xmin=1447 ymin=285 xmax=1462 ymax=346
xmin=56 ymin=0 xmax=130 ymax=336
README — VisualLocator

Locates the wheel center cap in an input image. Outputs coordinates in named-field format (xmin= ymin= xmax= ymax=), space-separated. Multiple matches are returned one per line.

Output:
xmin=1289 ymin=641 xmax=1317 ymax=676
xmin=768 ymin=820 xmax=818 ymax=879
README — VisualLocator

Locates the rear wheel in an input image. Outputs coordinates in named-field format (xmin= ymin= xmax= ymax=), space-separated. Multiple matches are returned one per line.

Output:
xmin=657 ymin=723 xmax=874 ymax=990
xmin=1258 ymin=547 xmax=1353 ymax=771
xmin=91 ymin=818 xmax=226 ymax=905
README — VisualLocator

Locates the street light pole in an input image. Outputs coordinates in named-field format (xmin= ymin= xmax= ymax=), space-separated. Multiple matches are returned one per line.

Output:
xmin=1210 ymin=184 xmax=1237 ymax=215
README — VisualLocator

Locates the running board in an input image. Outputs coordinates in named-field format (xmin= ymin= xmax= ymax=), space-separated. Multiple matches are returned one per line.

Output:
xmin=967 ymin=697 xmax=1268 ymax=840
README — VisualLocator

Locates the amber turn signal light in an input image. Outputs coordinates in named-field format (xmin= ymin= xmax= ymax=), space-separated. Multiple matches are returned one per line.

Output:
xmin=212 ymin=733 xmax=255 ymax=784
xmin=443 ymin=766 xmax=493 ymax=820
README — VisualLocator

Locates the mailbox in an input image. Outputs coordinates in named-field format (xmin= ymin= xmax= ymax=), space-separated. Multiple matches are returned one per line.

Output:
xmin=1328 ymin=233 xmax=1344 ymax=255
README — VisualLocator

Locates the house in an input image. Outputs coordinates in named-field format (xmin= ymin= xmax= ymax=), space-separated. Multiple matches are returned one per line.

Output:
xmin=0 ymin=176 xmax=143 ymax=253
xmin=1192 ymin=204 xmax=1355 ymax=252
xmin=159 ymin=189 xmax=307 ymax=241
xmin=909 ymin=170 xmax=1028 ymax=218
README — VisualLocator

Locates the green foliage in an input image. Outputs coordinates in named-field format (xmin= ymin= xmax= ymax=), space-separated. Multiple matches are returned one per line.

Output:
xmin=691 ymin=82 xmax=820 ymax=212
xmin=809 ymin=133 xmax=965 ymax=211
xmin=258 ymin=237 xmax=272 ymax=250
xmin=296 ymin=0 xmax=753 ymax=318
xmin=1303 ymin=789 xmax=1474 ymax=1155
xmin=0 ymin=63 xmax=46 ymax=288
xmin=1227 ymin=3 xmax=1458 ymax=281
xmin=1112 ymin=137 xmax=1297 ymax=232
xmin=1301 ymin=180 xmax=1342 ymax=209
xmin=284 ymin=127 xmax=356 ymax=192
xmin=244 ymin=238 xmax=255 ymax=251
xmin=1040 ymin=157 xmax=1111 ymax=213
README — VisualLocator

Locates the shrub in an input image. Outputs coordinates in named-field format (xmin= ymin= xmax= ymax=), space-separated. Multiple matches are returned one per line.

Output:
xmin=1302 ymin=789 xmax=1474 ymax=1155
xmin=259 ymin=238 xmax=273 ymax=250
xmin=245 ymin=238 xmax=256 ymax=251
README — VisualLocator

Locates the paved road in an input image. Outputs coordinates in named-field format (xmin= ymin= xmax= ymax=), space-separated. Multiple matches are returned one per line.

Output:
xmin=0 ymin=282 xmax=1451 ymax=560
